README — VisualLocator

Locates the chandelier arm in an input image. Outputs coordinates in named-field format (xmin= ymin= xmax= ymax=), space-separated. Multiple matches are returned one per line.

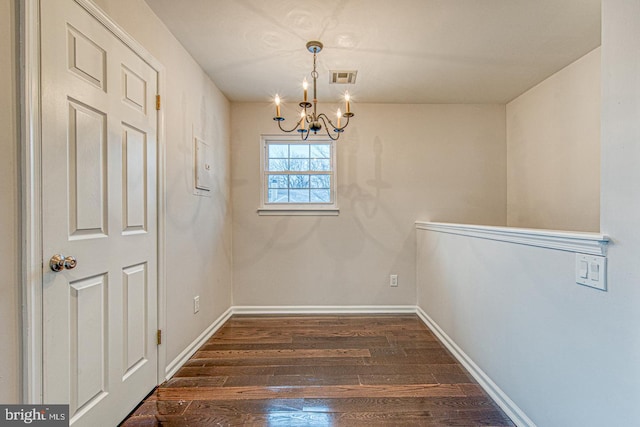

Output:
xmin=342 ymin=114 xmax=352 ymax=130
xmin=317 ymin=113 xmax=349 ymax=132
xmin=338 ymin=113 xmax=351 ymax=131
xmin=317 ymin=115 xmax=340 ymax=141
xmin=276 ymin=118 xmax=301 ymax=133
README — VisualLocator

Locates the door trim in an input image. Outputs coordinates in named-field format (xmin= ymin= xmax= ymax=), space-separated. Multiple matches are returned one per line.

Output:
xmin=20 ymin=0 xmax=167 ymax=403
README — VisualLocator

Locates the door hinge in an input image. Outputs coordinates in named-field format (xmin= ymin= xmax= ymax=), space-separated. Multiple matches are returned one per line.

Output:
xmin=156 ymin=329 xmax=162 ymax=345
xmin=156 ymin=95 xmax=161 ymax=110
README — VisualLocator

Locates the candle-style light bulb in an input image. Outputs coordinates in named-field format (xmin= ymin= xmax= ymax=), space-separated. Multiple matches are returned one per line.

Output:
xmin=345 ymin=91 xmax=351 ymax=114
xmin=275 ymin=95 xmax=281 ymax=117
xmin=336 ymin=108 xmax=342 ymax=128
xmin=303 ymin=79 xmax=309 ymax=102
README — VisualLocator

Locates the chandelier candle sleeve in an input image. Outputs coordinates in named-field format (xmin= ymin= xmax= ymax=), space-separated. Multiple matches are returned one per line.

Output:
xmin=303 ymin=79 xmax=308 ymax=102
xmin=337 ymin=109 xmax=341 ymax=128
xmin=345 ymin=92 xmax=351 ymax=115
xmin=275 ymin=95 xmax=281 ymax=117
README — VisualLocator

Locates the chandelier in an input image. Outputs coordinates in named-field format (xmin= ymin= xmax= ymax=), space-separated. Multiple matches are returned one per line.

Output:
xmin=273 ymin=41 xmax=354 ymax=141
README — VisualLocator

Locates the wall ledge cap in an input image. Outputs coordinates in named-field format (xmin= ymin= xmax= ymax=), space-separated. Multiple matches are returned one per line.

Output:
xmin=415 ymin=221 xmax=610 ymax=256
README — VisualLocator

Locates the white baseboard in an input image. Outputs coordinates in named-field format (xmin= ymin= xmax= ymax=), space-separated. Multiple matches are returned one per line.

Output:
xmin=231 ymin=305 xmax=417 ymax=315
xmin=164 ymin=307 xmax=233 ymax=380
xmin=415 ymin=306 xmax=535 ymax=427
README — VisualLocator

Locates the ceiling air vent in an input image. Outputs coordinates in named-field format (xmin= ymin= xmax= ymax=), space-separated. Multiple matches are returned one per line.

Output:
xmin=330 ymin=70 xmax=358 ymax=84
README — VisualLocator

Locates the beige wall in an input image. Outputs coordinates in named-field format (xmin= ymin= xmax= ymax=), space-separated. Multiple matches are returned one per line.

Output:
xmin=231 ymin=103 xmax=506 ymax=306
xmin=599 ymin=0 xmax=640 ymax=420
xmin=416 ymin=4 xmax=640 ymax=424
xmin=506 ymin=48 xmax=601 ymax=232
xmin=0 ymin=0 xmax=19 ymax=404
xmin=91 ymin=0 xmax=232 ymax=369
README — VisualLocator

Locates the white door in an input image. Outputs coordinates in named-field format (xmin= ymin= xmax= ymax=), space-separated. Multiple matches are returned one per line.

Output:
xmin=40 ymin=1 xmax=159 ymax=425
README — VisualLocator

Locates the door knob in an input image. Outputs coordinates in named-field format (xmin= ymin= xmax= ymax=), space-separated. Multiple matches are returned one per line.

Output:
xmin=64 ymin=256 xmax=77 ymax=270
xmin=49 ymin=254 xmax=77 ymax=272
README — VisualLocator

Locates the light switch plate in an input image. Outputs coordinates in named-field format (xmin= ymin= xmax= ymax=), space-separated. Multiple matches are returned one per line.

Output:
xmin=575 ymin=254 xmax=607 ymax=291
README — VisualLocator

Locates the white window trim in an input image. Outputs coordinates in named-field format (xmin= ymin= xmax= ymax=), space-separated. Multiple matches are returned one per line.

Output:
xmin=258 ymin=134 xmax=339 ymax=216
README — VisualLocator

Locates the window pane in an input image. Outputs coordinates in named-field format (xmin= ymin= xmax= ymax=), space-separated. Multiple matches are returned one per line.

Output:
xmin=290 ymin=189 xmax=310 ymax=203
xmin=311 ymin=189 xmax=331 ymax=203
xmin=310 ymin=158 xmax=331 ymax=171
xmin=310 ymin=175 xmax=330 ymax=188
xmin=290 ymin=145 xmax=310 ymax=158
xmin=289 ymin=175 xmax=309 ymax=189
xmin=268 ymin=144 xmax=288 ymax=158
xmin=290 ymin=159 xmax=309 ymax=171
xmin=268 ymin=189 xmax=288 ymax=203
xmin=263 ymin=139 xmax=335 ymax=207
xmin=268 ymin=159 xmax=289 ymax=171
xmin=268 ymin=174 xmax=288 ymax=188
xmin=310 ymin=144 xmax=330 ymax=159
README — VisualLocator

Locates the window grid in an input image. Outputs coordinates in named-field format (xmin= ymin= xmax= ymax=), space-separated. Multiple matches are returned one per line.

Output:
xmin=263 ymin=140 xmax=335 ymax=206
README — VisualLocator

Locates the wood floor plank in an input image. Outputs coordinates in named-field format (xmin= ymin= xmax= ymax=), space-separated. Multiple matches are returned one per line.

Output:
xmin=127 ymin=400 xmax=191 ymax=417
xmin=289 ymin=329 xmax=391 ymax=338
xmin=119 ymin=416 xmax=159 ymax=426
xmin=358 ymin=373 xmax=438 ymax=385
xmin=267 ymin=374 xmax=361 ymax=387
xmin=121 ymin=314 xmax=514 ymax=426
xmin=156 ymin=383 xmax=466 ymax=401
xmin=301 ymin=396 xmax=501 ymax=413
xmin=163 ymin=376 xmax=227 ymax=388
xmin=291 ymin=335 xmax=390 ymax=345
xmin=184 ymin=356 xmax=369 ymax=367
xmin=432 ymin=371 xmax=475 ymax=384
xmin=194 ymin=348 xmax=371 ymax=359
xmin=364 ymin=354 xmax=457 ymax=365
xmin=368 ymin=346 xmax=408 ymax=357
xmin=199 ymin=339 xmax=386 ymax=351
xmin=336 ymin=410 xmax=514 ymax=426
xmin=221 ymin=375 xmax=272 ymax=387
xmin=185 ymin=398 xmax=305 ymax=414
xmin=308 ymin=363 xmax=463 ymax=376
xmin=459 ymin=384 xmax=488 ymax=396
xmin=176 ymin=365 xmax=276 ymax=376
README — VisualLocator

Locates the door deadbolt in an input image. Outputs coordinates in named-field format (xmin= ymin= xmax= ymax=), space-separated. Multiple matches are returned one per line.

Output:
xmin=50 ymin=254 xmax=77 ymax=272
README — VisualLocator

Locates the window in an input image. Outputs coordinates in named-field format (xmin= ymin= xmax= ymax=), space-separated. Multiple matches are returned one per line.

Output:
xmin=259 ymin=135 xmax=338 ymax=215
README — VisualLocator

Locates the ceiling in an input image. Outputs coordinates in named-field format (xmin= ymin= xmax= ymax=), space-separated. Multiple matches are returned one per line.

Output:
xmin=144 ymin=0 xmax=601 ymax=104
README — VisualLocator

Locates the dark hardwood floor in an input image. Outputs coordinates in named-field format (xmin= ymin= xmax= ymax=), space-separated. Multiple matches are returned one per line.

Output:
xmin=121 ymin=315 xmax=514 ymax=426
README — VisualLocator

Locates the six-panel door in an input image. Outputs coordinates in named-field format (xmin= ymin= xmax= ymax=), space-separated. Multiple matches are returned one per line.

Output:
xmin=40 ymin=1 xmax=158 ymax=425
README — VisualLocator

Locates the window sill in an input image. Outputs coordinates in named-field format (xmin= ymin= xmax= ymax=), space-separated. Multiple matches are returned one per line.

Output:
xmin=257 ymin=207 xmax=340 ymax=216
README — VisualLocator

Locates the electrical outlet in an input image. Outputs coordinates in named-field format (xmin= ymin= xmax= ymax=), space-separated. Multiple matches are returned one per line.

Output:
xmin=194 ymin=296 xmax=200 ymax=313
xmin=390 ymin=274 xmax=398 ymax=287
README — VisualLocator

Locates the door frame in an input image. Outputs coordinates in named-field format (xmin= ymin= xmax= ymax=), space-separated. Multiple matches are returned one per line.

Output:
xmin=20 ymin=0 xmax=167 ymax=403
